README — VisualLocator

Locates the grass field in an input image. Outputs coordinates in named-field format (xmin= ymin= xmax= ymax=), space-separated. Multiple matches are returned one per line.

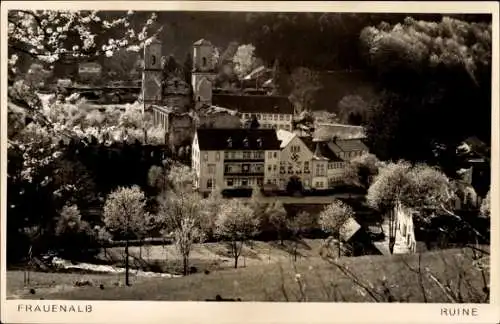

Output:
xmin=7 ymin=245 xmax=489 ymax=303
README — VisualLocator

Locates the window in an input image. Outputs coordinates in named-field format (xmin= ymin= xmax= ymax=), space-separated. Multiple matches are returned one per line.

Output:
xmin=242 ymin=179 xmax=248 ymax=186
xmin=273 ymin=165 xmax=277 ymax=172
xmin=243 ymin=138 xmax=249 ymax=148
xmin=267 ymin=179 xmax=272 ymax=184
xmin=224 ymin=165 xmax=232 ymax=173
xmin=263 ymin=114 xmax=267 ymax=120
xmin=203 ymin=152 xmax=208 ymax=161
xmin=243 ymin=151 xmax=251 ymax=159
xmin=286 ymin=115 xmax=291 ymax=121
xmin=224 ymin=151 xmax=229 ymax=159
xmin=230 ymin=152 xmax=236 ymax=159
xmin=227 ymin=137 xmax=232 ymax=148
xmin=207 ymin=179 xmax=213 ymax=189
xmin=242 ymin=164 xmax=250 ymax=172
xmin=272 ymin=179 xmax=277 ymax=184
xmin=208 ymin=164 xmax=216 ymax=174
xmin=227 ymin=179 xmax=233 ymax=187
xmin=202 ymin=57 xmax=207 ymax=66
xmin=279 ymin=114 xmax=284 ymax=121
xmin=257 ymin=114 xmax=262 ymax=120
xmin=268 ymin=152 xmax=272 ymax=159
xmin=152 ymin=55 xmax=156 ymax=66
xmin=216 ymin=152 xmax=220 ymax=161
xmin=273 ymin=152 xmax=277 ymax=159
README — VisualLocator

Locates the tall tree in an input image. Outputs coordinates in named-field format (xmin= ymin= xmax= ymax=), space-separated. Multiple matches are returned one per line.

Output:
xmin=267 ymin=201 xmax=288 ymax=245
xmin=103 ymin=185 xmax=147 ymax=285
xmin=367 ymin=161 xmax=455 ymax=253
xmin=215 ymin=199 xmax=260 ymax=268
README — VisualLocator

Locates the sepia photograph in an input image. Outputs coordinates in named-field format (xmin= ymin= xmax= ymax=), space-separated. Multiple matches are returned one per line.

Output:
xmin=1 ymin=1 xmax=499 ymax=323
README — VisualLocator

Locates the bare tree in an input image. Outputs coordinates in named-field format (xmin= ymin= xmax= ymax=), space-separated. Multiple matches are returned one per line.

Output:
xmin=157 ymin=165 xmax=205 ymax=275
xmin=267 ymin=200 xmax=288 ymax=245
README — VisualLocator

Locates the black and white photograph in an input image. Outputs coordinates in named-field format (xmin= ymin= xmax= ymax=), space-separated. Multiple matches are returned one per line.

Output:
xmin=1 ymin=1 xmax=498 ymax=323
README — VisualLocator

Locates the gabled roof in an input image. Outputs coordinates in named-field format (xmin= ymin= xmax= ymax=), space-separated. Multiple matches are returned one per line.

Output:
xmin=193 ymin=38 xmax=212 ymax=46
xmin=195 ymin=128 xmax=281 ymax=151
xmin=212 ymin=94 xmax=294 ymax=115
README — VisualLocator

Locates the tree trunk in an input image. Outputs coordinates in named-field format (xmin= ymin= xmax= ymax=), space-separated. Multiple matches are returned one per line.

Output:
xmin=234 ymin=256 xmax=238 ymax=269
xmin=125 ymin=239 xmax=130 ymax=286
xmin=183 ymin=255 xmax=189 ymax=276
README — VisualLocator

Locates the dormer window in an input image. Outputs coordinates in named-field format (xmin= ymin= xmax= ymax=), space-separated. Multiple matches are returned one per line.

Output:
xmin=243 ymin=137 xmax=249 ymax=148
xmin=257 ymin=138 xmax=262 ymax=148
xmin=227 ymin=137 xmax=232 ymax=148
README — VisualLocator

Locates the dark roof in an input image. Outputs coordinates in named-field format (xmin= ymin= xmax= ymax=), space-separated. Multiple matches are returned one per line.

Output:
xmin=196 ymin=128 xmax=281 ymax=151
xmin=332 ymin=139 xmax=369 ymax=152
xmin=212 ymin=94 xmax=294 ymax=115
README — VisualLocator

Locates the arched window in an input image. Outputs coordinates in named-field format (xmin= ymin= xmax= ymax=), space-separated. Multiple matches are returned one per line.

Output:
xmin=202 ymin=57 xmax=207 ymax=66
xmin=152 ymin=55 xmax=156 ymax=66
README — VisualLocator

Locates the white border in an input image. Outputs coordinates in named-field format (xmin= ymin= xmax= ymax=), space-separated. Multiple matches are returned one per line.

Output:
xmin=1 ymin=2 xmax=499 ymax=324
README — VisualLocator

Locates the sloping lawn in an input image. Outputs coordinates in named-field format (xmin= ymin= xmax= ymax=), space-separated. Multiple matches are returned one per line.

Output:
xmin=8 ymin=246 xmax=489 ymax=303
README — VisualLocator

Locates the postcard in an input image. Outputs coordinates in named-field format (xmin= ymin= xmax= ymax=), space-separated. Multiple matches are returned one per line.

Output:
xmin=1 ymin=1 xmax=499 ymax=323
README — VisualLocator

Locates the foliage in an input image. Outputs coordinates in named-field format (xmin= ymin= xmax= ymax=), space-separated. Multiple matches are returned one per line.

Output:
xmin=480 ymin=190 xmax=490 ymax=218
xmin=233 ymin=44 xmax=258 ymax=79
xmin=318 ymin=200 xmax=354 ymax=240
xmin=267 ymin=201 xmax=288 ymax=244
xmin=361 ymin=17 xmax=492 ymax=166
xmin=215 ymin=199 xmax=260 ymax=268
xmin=52 ymin=158 xmax=97 ymax=211
xmin=200 ymin=187 xmax=225 ymax=240
xmin=366 ymin=161 xmax=413 ymax=213
xmin=54 ymin=204 xmax=98 ymax=260
xmin=8 ymin=10 xmax=160 ymax=68
xmin=343 ymin=153 xmax=381 ymax=189
xmin=337 ymin=95 xmax=369 ymax=125
xmin=102 ymin=47 xmax=141 ymax=81
xmin=103 ymin=186 xmax=147 ymax=240
xmin=288 ymin=67 xmax=322 ymax=113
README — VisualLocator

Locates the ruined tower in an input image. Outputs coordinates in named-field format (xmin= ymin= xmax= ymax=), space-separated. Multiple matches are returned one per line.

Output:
xmin=191 ymin=39 xmax=217 ymax=108
xmin=142 ymin=37 xmax=163 ymax=113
